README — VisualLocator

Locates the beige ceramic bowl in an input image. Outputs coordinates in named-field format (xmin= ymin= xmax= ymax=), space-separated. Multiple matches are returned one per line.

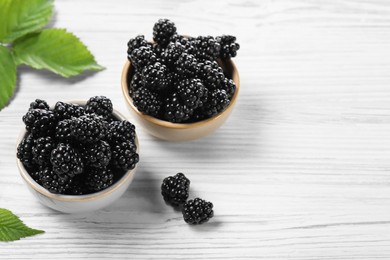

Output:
xmin=121 ymin=58 xmax=240 ymax=141
xmin=16 ymin=101 xmax=139 ymax=213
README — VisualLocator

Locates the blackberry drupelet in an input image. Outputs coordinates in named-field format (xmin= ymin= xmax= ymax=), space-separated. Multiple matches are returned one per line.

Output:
xmin=199 ymin=60 xmax=225 ymax=89
xmin=127 ymin=35 xmax=150 ymax=59
xmin=221 ymin=77 xmax=236 ymax=98
xmin=182 ymin=198 xmax=214 ymax=224
xmin=22 ymin=109 xmax=57 ymax=137
xmin=50 ymin=143 xmax=84 ymax=178
xmin=193 ymin=36 xmax=221 ymax=61
xmin=107 ymin=120 xmax=136 ymax=143
xmin=161 ymin=173 xmax=190 ymax=207
xmin=175 ymin=52 xmax=199 ymax=77
xmin=55 ymin=119 xmax=73 ymax=142
xmin=129 ymin=72 xmax=144 ymax=95
xmin=202 ymin=89 xmax=230 ymax=117
xmin=85 ymin=167 xmax=114 ymax=192
xmin=39 ymin=167 xmax=72 ymax=194
xmin=29 ymin=99 xmax=49 ymax=110
xmin=142 ymin=62 xmax=169 ymax=91
xmin=54 ymin=101 xmax=85 ymax=120
xmin=161 ymin=42 xmax=186 ymax=67
xmin=16 ymin=134 xmax=35 ymax=168
xmin=70 ymin=114 xmax=108 ymax=143
xmin=111 ymin=141 xmax=139 ymax=171
xmin=216 ymin=35 xmax=240 ymax=58
xmin=85 ymin=96 xmax=113 ymax=118
xmin=129 ymin=46 xmax=157 ymax=71
xmin=153 ymin=19 xmax=177 ymax=47
xmin=132 ymin=87 xmax=162 ymax=117
xmin=81 ymin=140 xmax=111 ymax=168
xmin=164 ymin=93 xmax=194 ymax=123
xmin=177 ymin=78 xmax=207 ymax=109
xmin=32 ymin=136 xmax=55 ymax=166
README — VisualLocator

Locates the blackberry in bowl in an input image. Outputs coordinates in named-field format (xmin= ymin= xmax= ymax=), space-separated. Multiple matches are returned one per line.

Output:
xmin=121 ymin=19 xmax=240 ymax=141
xmin=16 ymin=97 xmax=139 ymax=213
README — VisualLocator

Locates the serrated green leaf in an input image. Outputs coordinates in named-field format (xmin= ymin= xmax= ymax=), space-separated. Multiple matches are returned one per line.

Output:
xmin=0 ymin=208 xmax=44 ymax=242
xmin=0 ymin=45 xmax=17 ymax=110
xmin=13 ymin=28 xmax=104 ymax=77
xmin=0 ymin=0 xmax=53 ymax=43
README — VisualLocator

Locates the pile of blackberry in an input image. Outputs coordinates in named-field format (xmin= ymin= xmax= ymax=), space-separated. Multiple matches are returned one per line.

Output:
xmin=127 ymin=19 xmax=240 ymax=123
xmin=17 ymin=97 xmax=139 ymax=195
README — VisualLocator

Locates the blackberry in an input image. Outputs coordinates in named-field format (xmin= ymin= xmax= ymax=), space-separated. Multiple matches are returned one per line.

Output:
xmin=199 ymin=60 xmax=225 ymax=89
xmin=129 ymin=72 xmax=144 ymax=96
xmin=164 ymin=93 xmax=194 ymax=123
xmin=202 ymin=89 xmax=230 ymax=117
xmin=132 ymin=87 xmax=162 ymax=117
xmin=152 ymin=44 xmax=164 ymax=58
xmin=81 ymin=140 xmax=111 ymax=168
xmin=216 ymin=35 xmax=240 ymax=58
xmin=50 ymin=143 xmax=84 ymax=178
xmin=107 ymin=120 xmax=136 ymax=143
xmin=193 ymin=36 xmax=221 ymax=61
xmin=29 ymin=168 xmax=41 ymax=184
xmin=175 ymin=52 xmax=198 ymax=77
xmin=70 ymin=114 xmax=108 ymax=143
xmin=54 ymin=101 xmax=85 ymax=120
xmin=161 ymin=42 xmax=186 ymax=67
xmin=153 ymin=19 xmax=177 ymax=47
xmin=85 ymin=96 xmax=113 ymax=118
xmin=221 ymin=78 xmax=236 ymax=98
xmin=39 ymin=167 xmax=72 ymax=194
xmin=129 ymin=46 xmax=157 ymax=71
xmin=17 ymin=134 xmax=35 ymax=168
xmin=127 ymin=35 xmax=150 ymax=59
xmin=111 ymin=141 xmax=139 ymax=171
xmin=161 ymin=173 xmax=190 ymax=207
xmin=29 ymin=99 xmax=49 ymax=110
xmin=55 ymin=119 xmax=73 ymax=142
xmin=85 ymin=167 xmax=114 ymax=192
xmin=142 ymin=62 xmax=169 ymax=91
xmin=65 ymin=176 xmax=86 ymax=195
xmin=32 ymin=136 xmax=55 ymax=166
xmin=177 ymin=78 xmax=207 ymax=109
xmin=22 ymin=109 xmax=57 ymax=137
xmin=182 ymin=198 xmax=214 ymax=224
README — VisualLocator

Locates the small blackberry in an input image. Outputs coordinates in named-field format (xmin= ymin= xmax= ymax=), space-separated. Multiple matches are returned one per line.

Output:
xmin=216 ymin=35 xmax=240 ymax=58
xmin=85 ymin=167 xmax=114 ymax=192
xmin=50 ymin=143 xmax=84 ymax=178
xmin=182 ymin=198 xmax=214 ymax=224
xmin=54 ymin=101 xmax=85 ymax=120
xmin=164 ymin=93 xmax=194 ymax=123
xmin=55 ymin=119 xmax=73 ymax=142
xmin=111 ymin=141 xmax=139 ymax=171
xmin=107 ymin=120 xmax=136 ymax=143
xmin=127 ymin=35 xmax=150 ymax=59
xmin=16 ymin=134 xmax=35 ymax=168
xmin=132 ymin=87 xmax=162 ymax=117
xmin=129 ymin=46 xmax=157 ymax=71
xmin=161 ymin=173 xmax=190 ymax=207
xmin=85 ymin=96 xmax=113 ymax=118
xmin=177 ymin=78 xmax=207 ymax=109
xmin=32 ymin=136 xmax=55 ymax=166
xmin=221 ymin=77 xmax=236 ymax=98
xmin=22 ymin=109 xmax=57 ymax=137
xmin=141 ymin=62 xmax=169 ymax=91
xmin=202 ymin=89 xmax=230 ymax=117
xmin=129 ymin=72 xmax=144 ymax=95
xmin=29 ymin=99 xmax=49 ymax=110
xmin=199 ymin=60 xmax=225 ymax=89
xmin=81 ymin=140 xmax=111 ymax=168
xmin=153 ymin=19 xmax=177 ymax=47
xmin=161 ymin=42 xmax=186 ymax=67
xmin=175 ymin=52 xmax=198 ymax=77
xmin=70 ymin=114 xmax=108 ymax=143
xmin=194 ymin=36 xmax=221 ymax=61
xmin=39 ymin=167 xmax=72 ymax=194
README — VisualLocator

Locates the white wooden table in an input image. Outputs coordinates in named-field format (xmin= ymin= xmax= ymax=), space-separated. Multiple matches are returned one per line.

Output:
xmin=1 ymin=0 xmax=390 ymax=258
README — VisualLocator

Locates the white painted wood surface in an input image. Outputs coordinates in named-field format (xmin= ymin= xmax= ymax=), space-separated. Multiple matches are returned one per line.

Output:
xmin=1 ymin=0 xmax=390 ymax=258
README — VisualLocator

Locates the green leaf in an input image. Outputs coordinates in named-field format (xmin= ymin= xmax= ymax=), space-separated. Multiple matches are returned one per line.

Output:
xmin=0 ymin=0 xmax=53 ymax=43
xmin=13 ymin=28 xmax=104 ymax=77
xmin=0 ymin=208 xmax=44 ymax=242
xmin=0 ymin=45 xmax=17 ymax=110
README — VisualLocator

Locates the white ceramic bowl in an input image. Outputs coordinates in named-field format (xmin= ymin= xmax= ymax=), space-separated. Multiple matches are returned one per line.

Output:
xmin=16 ymin=101 xmax=139 ymax=213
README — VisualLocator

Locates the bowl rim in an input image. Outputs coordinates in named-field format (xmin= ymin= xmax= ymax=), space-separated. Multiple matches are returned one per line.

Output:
xmin=16 ymin=100 xmax=139 ymax=202
xmin=121 ymin=58 xmax=240 ymax=129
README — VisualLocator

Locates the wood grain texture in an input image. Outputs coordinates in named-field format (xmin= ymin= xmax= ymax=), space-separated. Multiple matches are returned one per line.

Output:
xmin=1 ymin=0 xmax=390 ymax=258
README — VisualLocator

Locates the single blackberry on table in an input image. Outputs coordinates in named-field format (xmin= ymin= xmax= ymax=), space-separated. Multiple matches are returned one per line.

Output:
xmin=39 ymin=167 xmax=72 ymax=194
xmin=161 ymin=42 xmax=186 ymax=67
xmin=127 ymin=35 xmax=150 ymax=59
xmin=111 ymin=140 xmax=139 ymax=171
xmin=182 ymin=198 xmax=214 ymax=224
xmin=202 ymin=89 xmax=230 ymax=117
xmin=175 ymin=52 xmax=199 ymax=77
xmin=129 ymin=72 xmax=144 ymax=95
xmin=198 ymin=60 xmax=225 ymax=89
xmin=29 ymin=99 xmax=49 ymax=110
xmin=50 ymin=143 xmax=84 ymax=179
xmin=17 ymin=134 xmax=35 ymax=168
xmin=107 ymin=120 xmax=136 ymax=143
xmin=193 ymin=36 xmax=221 ymax=61
xmin=22 ymin=109 xmax=57 ymax=137
xmin=221 ymin=77 xmax=236 ymax=98
xmin=216 ymin=35 xmax=240 ymax=58
xmin=32 ymin=136 xmax=55 ymax=166
xmin=70 ymin=114 xmax=108 ymax=143
xmin=141 ymin=62 xmax=169 ymax=91
xmin=129 ymin=46 xmax=157 ymax=71
xmin=132 ymin=87 xmax=162 ymax=117
xmin=85 ymin=96 xmax=113 ymax=118
xmin=54 ymin=101 xmax=85 ymax=120
xmin=153 ymin=18 xmax=177 ymax=47
xmin=164 ymin=93 xmax=194 ymax=123
xmin=55 ymin=119 xmax=73 ymax=142
xmin=81 ymin=140 xmax=111 ymax=168
xmin=85 ymin=167 xmax=114 ymax=192
xmin=176 ymin=78 xmax=207 ymax=109
xmin=161 ymin=173 xmax=190 ymax=207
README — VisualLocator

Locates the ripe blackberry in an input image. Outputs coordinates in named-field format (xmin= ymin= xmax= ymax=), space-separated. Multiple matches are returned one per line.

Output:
xmin=85 ymin=96 xmax=113 ymax=118
xmin=107 ymin=120 xmax=136 ymax=143
xmin=22 ymin=109 xmax=57 ymax=137
xmin=129 ymin=46 xmax=157 ymax=71
xmin=199 ymin=60 xmax=225 ymax=89
xmin=81 ymin=140 xmax=111 ymax=168
xmin=152 ymin=44 xmax=164 ymax=58
xmin=85 ymin=167 xmax=114 ymax=192
xmin=65 ymin=176 xmax=86 ymax=195
xmin=221 ymin=78 xmax=236 ymax=98
xmin=194 ymin=36 xmax=221 ymax=61
xmin=142 ymin=62 xmax=169 ymax=91
xmin=54 ymin=101 xmax=85 ymax=120
xmin=29 ymin=99 xmax=49 ymax=110
xmin=153 ymin=19 xmax=177 ymax=47
xmin=161 ymin=42 xmax=186 ymax=67
xmin=129 ymin=72 xmax=144 ymax=96
xmin=17 ymin=134 xmax=35 ymax=168
xmin=70 ymin=114 xmax=108 ymax=143
xmin=182 ymin=198 xmax=214 ymax=224
xmin=164 ymin=93 xmax=194 ymax=123
xmin=111 ymin=141 xmax=139 ymax=171
xmin=50 ymin=143 xmax=84 ymax=179
xmin=55 ymin=119 xmax=73 ymax=142
xmin=32 ymin=136 xmax=55 ymax=166
xmin=216 ymin=35 xmax=240 ymax=58
xmin=127 ymin=35 xmax=150 ymax=59
xmin=177 ymin=78 xmax=207 ymax=109
xmin=29 ymin=169 xmax=41 ymax=184
xmin=175 ymin=52 xmax=198 ymax=77
xmin=132 ymin=87 xmax=162 ymax=117
xmin=161 ymin=173 xmax=190 ymax=207
xmin=39 ymin=167 xmax=72 ymax=194
xmin=202 ymin=89 xmax=230 ymax=117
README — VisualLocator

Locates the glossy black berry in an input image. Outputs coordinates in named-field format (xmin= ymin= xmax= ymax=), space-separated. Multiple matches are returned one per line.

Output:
xmin=55 ymin=119 xmax=73 ymax=142
xmin=22 ymin=109 xmax=57 ymax=137
xmin=199 ymin=60 xmax=225 ymax=89
xmin=161 ymin=42 xmax=186 ymax=67
xmin=29 ymin=99 xmax=49 ymax=110
xmin=175 ymin=52 xmax=198 ymax=77
xmin=85 ymin=167 xmax=114 ymax=192
xmin=111 ymin=141 xmax=139 ymax=171
xmin=141 ymin=62 xmax=169 ymax=91
xmin=164 ymin=93 xmax=193 ymax=123
xmin=50 ymin=143 xmax=84 ymax=179
xmin=153 ymin=19 xmax=177 ymax=47
xmin=182 ymin=198 xmax=214 ymax=224
xmin=85 ymin=96 xmax=113 ymax=118
xmin=107 ymin=120 xmax=136 ymax=143
xmin=16 ymin=134 xmax=35 ymax=168
xmin=161 ymin=173 xmax=190 ymax=207
xmin=54 ymin=101 xmax=85 ymax=120
xmin=193 ymin=36 xmax=221 ymax=61
xmin=177 ymin=78 xmax=207 ymax=110
xmin=32 ymin=136 xmax=55 ymax=166
xmin=129 ymin=72 xmax=144 ymax=96
xmin=70 ymin=114 xmax=108 ymax=143
xmin=81 ymin=140 xmax=111 ymax=168
xmin=65 ymin=176 xmax=86 ymax=195
xmin=202 ymin=89 xmax=230 ymax=117
xmin=39 ymin=167 xmax=72 ymax=194
xmin=221 ymin=77 xmax=236 ymax=98
xmin=129 ymin=46 xmax=157 ymax=71
xmin=216 ymin=35 xmax=240 ymax=58
xmin=132 ymin=87 xmax=162 ymax=117
xmin=127 ymin=35 xmax=150 ymax=59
